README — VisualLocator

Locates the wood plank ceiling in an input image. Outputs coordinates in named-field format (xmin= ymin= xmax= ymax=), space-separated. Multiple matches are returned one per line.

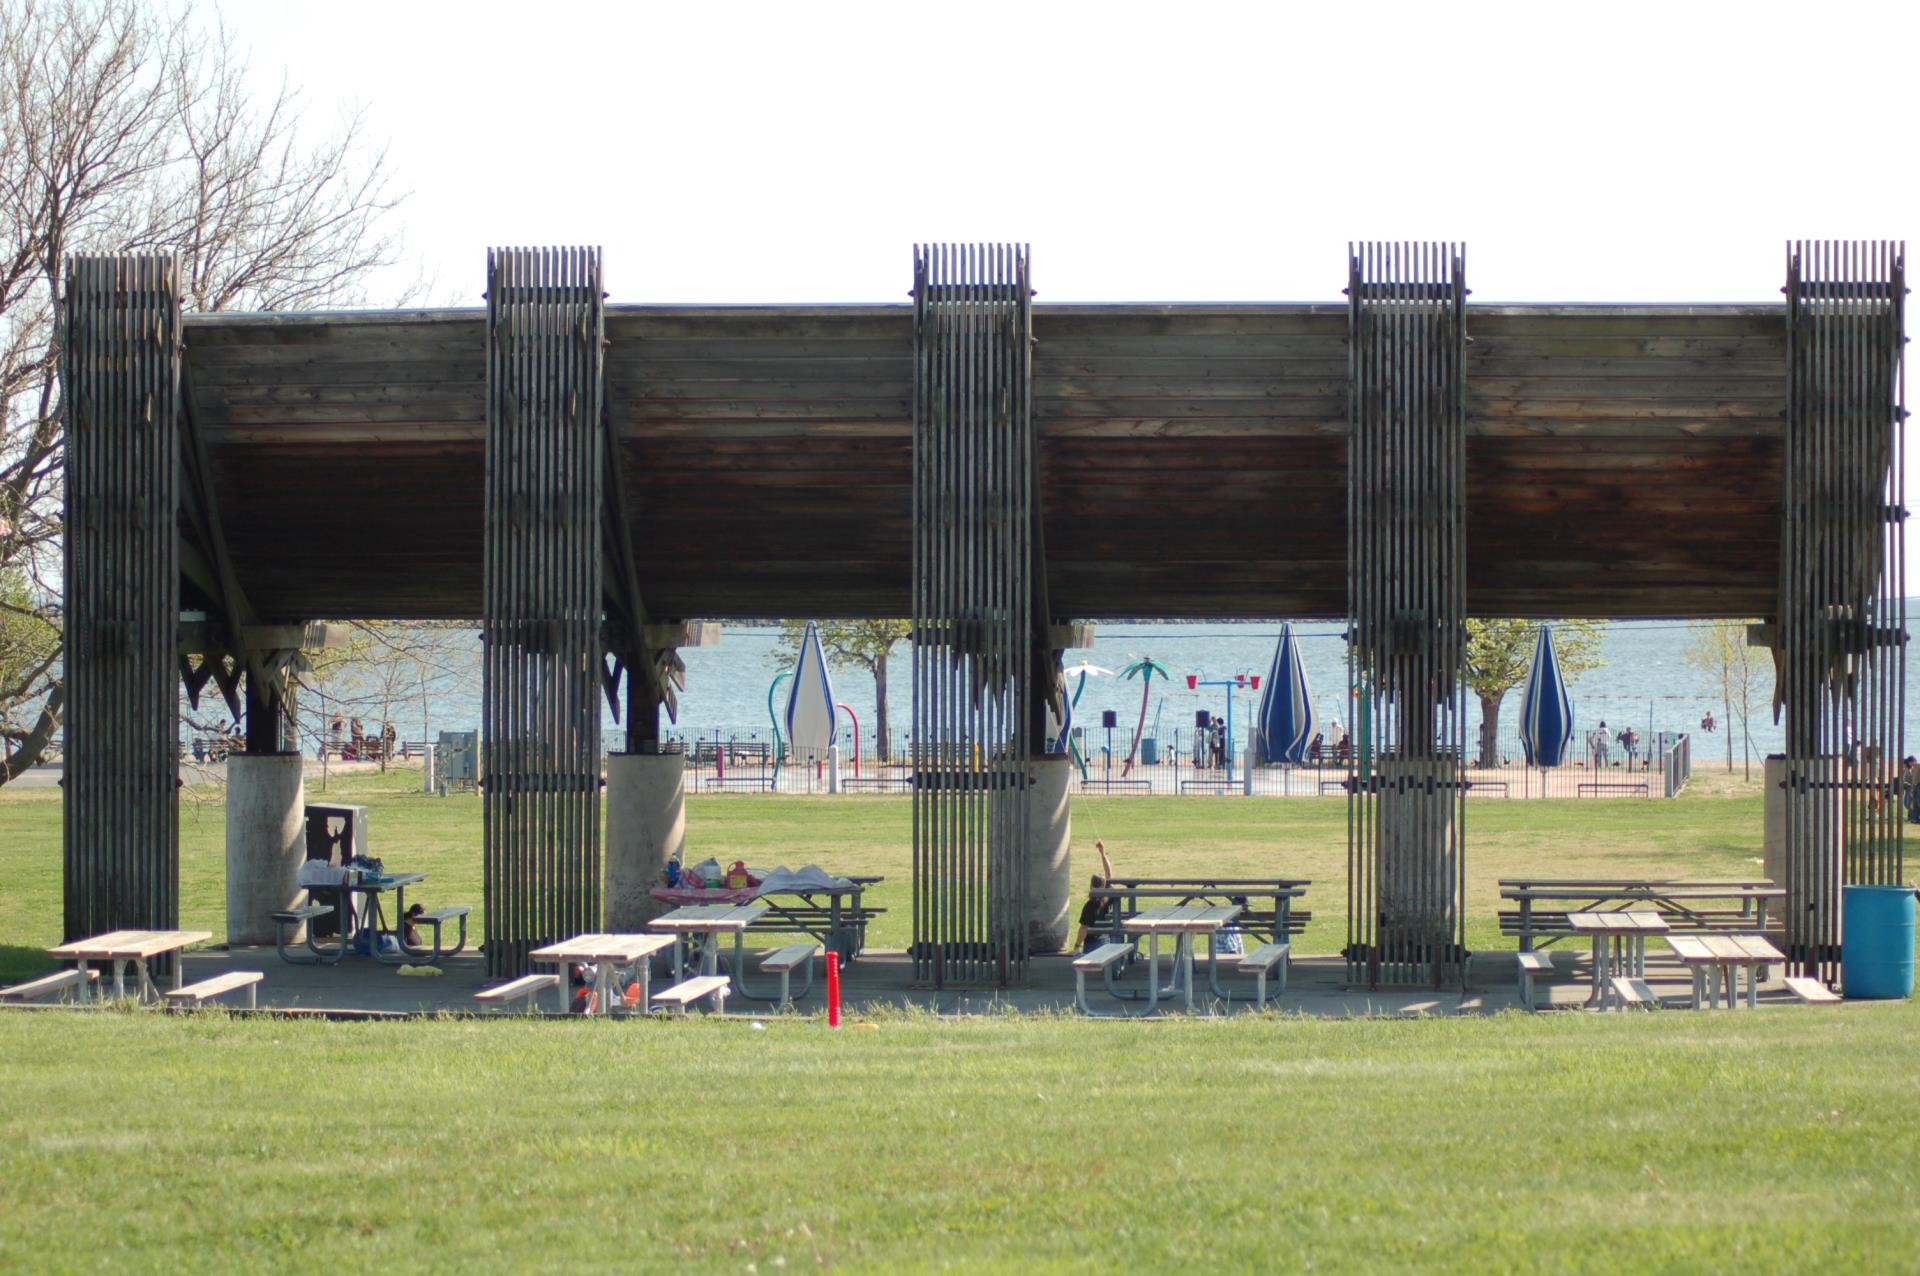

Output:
xmin=183 ymin=303 xmax=1784 ymax=622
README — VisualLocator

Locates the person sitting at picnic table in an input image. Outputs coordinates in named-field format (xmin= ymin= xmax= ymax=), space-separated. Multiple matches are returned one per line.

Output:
xmin=1072 ymin=840 xmax=1117 ymax=953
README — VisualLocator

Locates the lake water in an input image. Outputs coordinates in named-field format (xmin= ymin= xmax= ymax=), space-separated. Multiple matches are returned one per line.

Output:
xmin=288 ymin=615 xmax=1920 ymax=765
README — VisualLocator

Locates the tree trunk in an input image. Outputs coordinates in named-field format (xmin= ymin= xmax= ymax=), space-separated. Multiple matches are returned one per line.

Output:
xmin=0 ymin=683 xmax=65 ymax=786
xmin=872 ymin=651 xmax=890 ymax=762
xmin=1724 ymin=687 xmax=1733 ymax=773
xmin=1476 ymin=688 xmax=1506 ymax=768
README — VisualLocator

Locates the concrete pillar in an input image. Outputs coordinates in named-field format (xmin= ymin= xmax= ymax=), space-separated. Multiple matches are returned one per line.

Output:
xmin=1025 ymin=755 xmax=1073 ymax=953
xmin=1763 ymin=755 xmax=1788 ymax=889
xmin=225 ymin=752 xmax=306 ymax=945
xmin=605 ymin=751 xmax=686 ymax=930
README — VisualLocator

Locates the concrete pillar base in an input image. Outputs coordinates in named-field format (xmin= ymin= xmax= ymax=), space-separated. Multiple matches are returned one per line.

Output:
xmin=606 ymin=752 xmax=687 ymax=930
xmin=225 ymin=753 xmax=307 ymax=946
xmin=1026 ymin=755 xmax=1073 ymax=953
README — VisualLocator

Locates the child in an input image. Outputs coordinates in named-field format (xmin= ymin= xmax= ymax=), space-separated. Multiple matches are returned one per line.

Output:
xmin=1072 ymin=840 xmax=1117 ymax=952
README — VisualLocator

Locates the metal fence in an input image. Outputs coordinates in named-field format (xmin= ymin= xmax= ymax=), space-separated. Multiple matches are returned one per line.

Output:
xmin=637 ymin=725 xmax=1694 ymax=799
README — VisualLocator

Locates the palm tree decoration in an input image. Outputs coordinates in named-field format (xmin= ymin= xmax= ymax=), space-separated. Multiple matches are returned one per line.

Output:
xmin=1119 ymin=656 xmax=1169 ymax=777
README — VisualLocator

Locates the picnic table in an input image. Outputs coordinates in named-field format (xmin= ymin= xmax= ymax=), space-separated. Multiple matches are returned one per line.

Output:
xmin=1498 ymin=879 xmax=1783 ymax=951
xmin=1667 ymin=934 xmax=1785 ymax=1009
xmin=48 ymin=930 xmax=212 ymax=1003
xmin=648 ymin=874 xmax=881 ymax=960
xmin=649 ymin=903 xmax=771 ymax=1006
xmin=1095 ymin=877 xmax=1310 ymax=947
xmin=1568 ymin=911 xmax=1669 ymax=1009
xmin=529 ymin=933 xmax=676 ymax=1016
xmin=1112 ymin=903 xmax=1243 ymax=1014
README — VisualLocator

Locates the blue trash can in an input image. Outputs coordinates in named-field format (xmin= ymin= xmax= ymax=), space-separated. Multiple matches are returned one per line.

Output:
xmin=1841 ymin=884 xmax=1916 ymax=1000
xmin=1140 ymin=737 xmax=1160 ymax=766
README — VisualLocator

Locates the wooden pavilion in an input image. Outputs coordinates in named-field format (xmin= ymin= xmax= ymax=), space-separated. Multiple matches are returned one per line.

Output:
xmin=58 ymin=241 xmax=1905 ymax=989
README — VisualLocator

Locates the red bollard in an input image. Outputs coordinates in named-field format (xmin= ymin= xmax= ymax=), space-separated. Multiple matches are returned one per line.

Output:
xmin=826 ymin=951 xmax=841 ymax=1028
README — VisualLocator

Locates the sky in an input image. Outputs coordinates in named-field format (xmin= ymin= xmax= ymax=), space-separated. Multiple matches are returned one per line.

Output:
xmin=212 ymin=0 xmax=1920 ymax=557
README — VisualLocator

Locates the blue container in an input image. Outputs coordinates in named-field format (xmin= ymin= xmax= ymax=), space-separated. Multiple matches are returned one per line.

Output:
xmin=1841 ymin=884 xmax=1916 ymax=1000
xmin=1140 ymin=738 xmax=1160 ymax=766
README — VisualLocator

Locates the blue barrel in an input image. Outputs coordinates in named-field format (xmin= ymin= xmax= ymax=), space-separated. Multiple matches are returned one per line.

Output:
xmin=1841 ymin=884 xmax=1916 ymax=999
xmin=1139 ymin=737 xmax=1160 ymax=766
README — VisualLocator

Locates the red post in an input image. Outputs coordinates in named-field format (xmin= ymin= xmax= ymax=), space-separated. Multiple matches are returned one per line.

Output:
xmin=826 ymin=951 xmax=842 ymax=1027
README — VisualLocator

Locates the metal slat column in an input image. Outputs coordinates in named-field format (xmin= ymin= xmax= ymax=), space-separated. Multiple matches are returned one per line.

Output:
xmin=1780 ymin=240 xmax=1907 ymax=986
xmin=483 ymin=247 xmax=606 ymax=978
xmin=911 ymin=244 xmax=1035 ymax=987
xmin=60 ymin=256 xmax=182 ymax=943
xmin=1345 ymin=243 xmax=1470 ymax=989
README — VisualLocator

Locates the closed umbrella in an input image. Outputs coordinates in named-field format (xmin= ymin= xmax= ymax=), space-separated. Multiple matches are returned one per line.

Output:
xmin=1256 ymin=623 xmax=1315 ymax=764
xmin=784 ymin=622 xmax=838 ymax=763
xmin=1518 ymin=625 xmax=1575 ymax=767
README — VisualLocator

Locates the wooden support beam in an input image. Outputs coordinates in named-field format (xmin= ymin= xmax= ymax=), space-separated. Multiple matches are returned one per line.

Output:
xmin=60 ymin=255 xmax=182 ymax=944
xmin=482 ymin=247 xmax=606 ymax=978
xmin=911 ymin=243 xmax=1036 ymax=988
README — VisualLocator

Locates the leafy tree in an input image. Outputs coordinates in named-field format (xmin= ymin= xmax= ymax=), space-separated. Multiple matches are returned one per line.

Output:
xmin=1463 ymin=619 xmax=1607 ymax=766
xmin=1684 ymin=619 xmax=1764 ymax=779
xmin=772 ymin=620 xmax=911 ymax=760
xmin=0 ymin=0 xmax=408 ymax=785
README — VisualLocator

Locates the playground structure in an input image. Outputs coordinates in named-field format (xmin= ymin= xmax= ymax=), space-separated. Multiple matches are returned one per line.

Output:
xmin=56 ymin=241 xmax=1903 ymax=990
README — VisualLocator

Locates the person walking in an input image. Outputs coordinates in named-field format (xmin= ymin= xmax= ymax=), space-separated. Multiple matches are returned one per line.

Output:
xmin=1588 ymin=722 xmax=1610 ymax=768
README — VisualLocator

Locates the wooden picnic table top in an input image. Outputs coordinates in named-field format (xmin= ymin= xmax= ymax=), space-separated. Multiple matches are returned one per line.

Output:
xmin=1499 ymin=877 xmax=1775 ymax=890
xmin=1567 ymin=911 xmax=1670 ymax=934
xmin=1668 ymin=935 xmax=1785 ymax=964
xmin=1106 ymin=877 xmax=1312 ymax=888
xmin=649 ymin=902 xmax=770 ymax=932
xmin=49 ymin=929 xmax=213 ymax=960
xmin=1092 ymin=885 xmax=1306 ymax=902
xmin=1500 ymin=884 xmax=1783 ymax=901
xmin=1123 ymin=903 xmax=1243 ymax=933
xmin=529 ymin=933 xmax=675 ymax=963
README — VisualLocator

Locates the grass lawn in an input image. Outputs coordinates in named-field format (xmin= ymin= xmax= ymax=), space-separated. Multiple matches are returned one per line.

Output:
xmin=0 ymin=763 xmax=1770 ymax=980
xmin=2 ymin=1005 xmax=1918 ymax=1271
xmin=3 ymin=769 xmax=1917 ymax=1271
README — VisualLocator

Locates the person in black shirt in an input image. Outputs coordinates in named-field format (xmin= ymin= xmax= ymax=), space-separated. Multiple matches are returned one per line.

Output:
xmin=1072 ymin=840 xmax=1116 ymax=952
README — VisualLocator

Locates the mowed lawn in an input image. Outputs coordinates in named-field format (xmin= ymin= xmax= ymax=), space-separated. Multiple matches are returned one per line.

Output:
xmin=4 ymin=770 xmax=1919 ymax=1271
xmin=0 ymin=763 xmax=1770 ymax=980
xmin=2 ymin=1006 xmax=1918 ymax=1271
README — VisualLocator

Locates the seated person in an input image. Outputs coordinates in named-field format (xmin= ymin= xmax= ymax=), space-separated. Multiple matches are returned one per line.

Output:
xmin=1071 ymin=840 xmax=1117 ymax=953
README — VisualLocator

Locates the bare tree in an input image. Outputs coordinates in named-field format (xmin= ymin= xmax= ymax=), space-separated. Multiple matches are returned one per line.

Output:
xmin=1684 ymin=619 xmax=1764 ymax=780
xmin=0 ymin=0 xmax=410 ymax=783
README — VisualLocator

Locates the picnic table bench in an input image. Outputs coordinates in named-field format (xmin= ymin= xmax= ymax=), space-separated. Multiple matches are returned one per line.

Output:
xmin=1576 ymin=781 xmax=1651 ymax=797
xmin=1498 ymin=879 xmax=1781 ymax=952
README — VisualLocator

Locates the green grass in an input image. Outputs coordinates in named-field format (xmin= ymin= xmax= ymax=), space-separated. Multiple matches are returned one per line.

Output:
xmin=0 ymin=764 xmax=1769 ymax=979
xmin=2 ymin=1005 xmax=1917 ymax=1271
xmin=4 ymin=771 xmax=1917 ymax=1270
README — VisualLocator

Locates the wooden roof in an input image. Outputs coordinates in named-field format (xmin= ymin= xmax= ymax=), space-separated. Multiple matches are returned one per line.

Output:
xmin=183 ymin=302 xmax=1785 ymax=622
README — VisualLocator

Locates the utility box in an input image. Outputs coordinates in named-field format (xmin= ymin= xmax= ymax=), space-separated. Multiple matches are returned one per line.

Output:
xmin=306 ymin=803 xmax=369 ymax=865
xmin=436 ymin=730 xmax=478 ymax=792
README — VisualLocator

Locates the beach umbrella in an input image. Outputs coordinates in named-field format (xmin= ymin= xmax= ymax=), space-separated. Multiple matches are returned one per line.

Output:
xmin=783 ymin=622 xmax=838 ymax=762
xmin=1518 ymin=625 xmax=1576 ymax=767
xmin=1255 ymin=623 xmax=1315 ymax=764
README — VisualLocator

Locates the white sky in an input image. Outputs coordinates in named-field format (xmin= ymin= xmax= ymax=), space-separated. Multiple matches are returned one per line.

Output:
xmin=215 ymin=0 xmax=1920 ymax=556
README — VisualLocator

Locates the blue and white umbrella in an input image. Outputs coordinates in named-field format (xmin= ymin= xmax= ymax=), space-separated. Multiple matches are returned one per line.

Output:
xmin=783 ymin=622 xmax=838 ymax=762
xmin=1256 ymin=623 xmax=1315 ymax=764
xmin=1518 ymin=625 xmax=1576 ymax=767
